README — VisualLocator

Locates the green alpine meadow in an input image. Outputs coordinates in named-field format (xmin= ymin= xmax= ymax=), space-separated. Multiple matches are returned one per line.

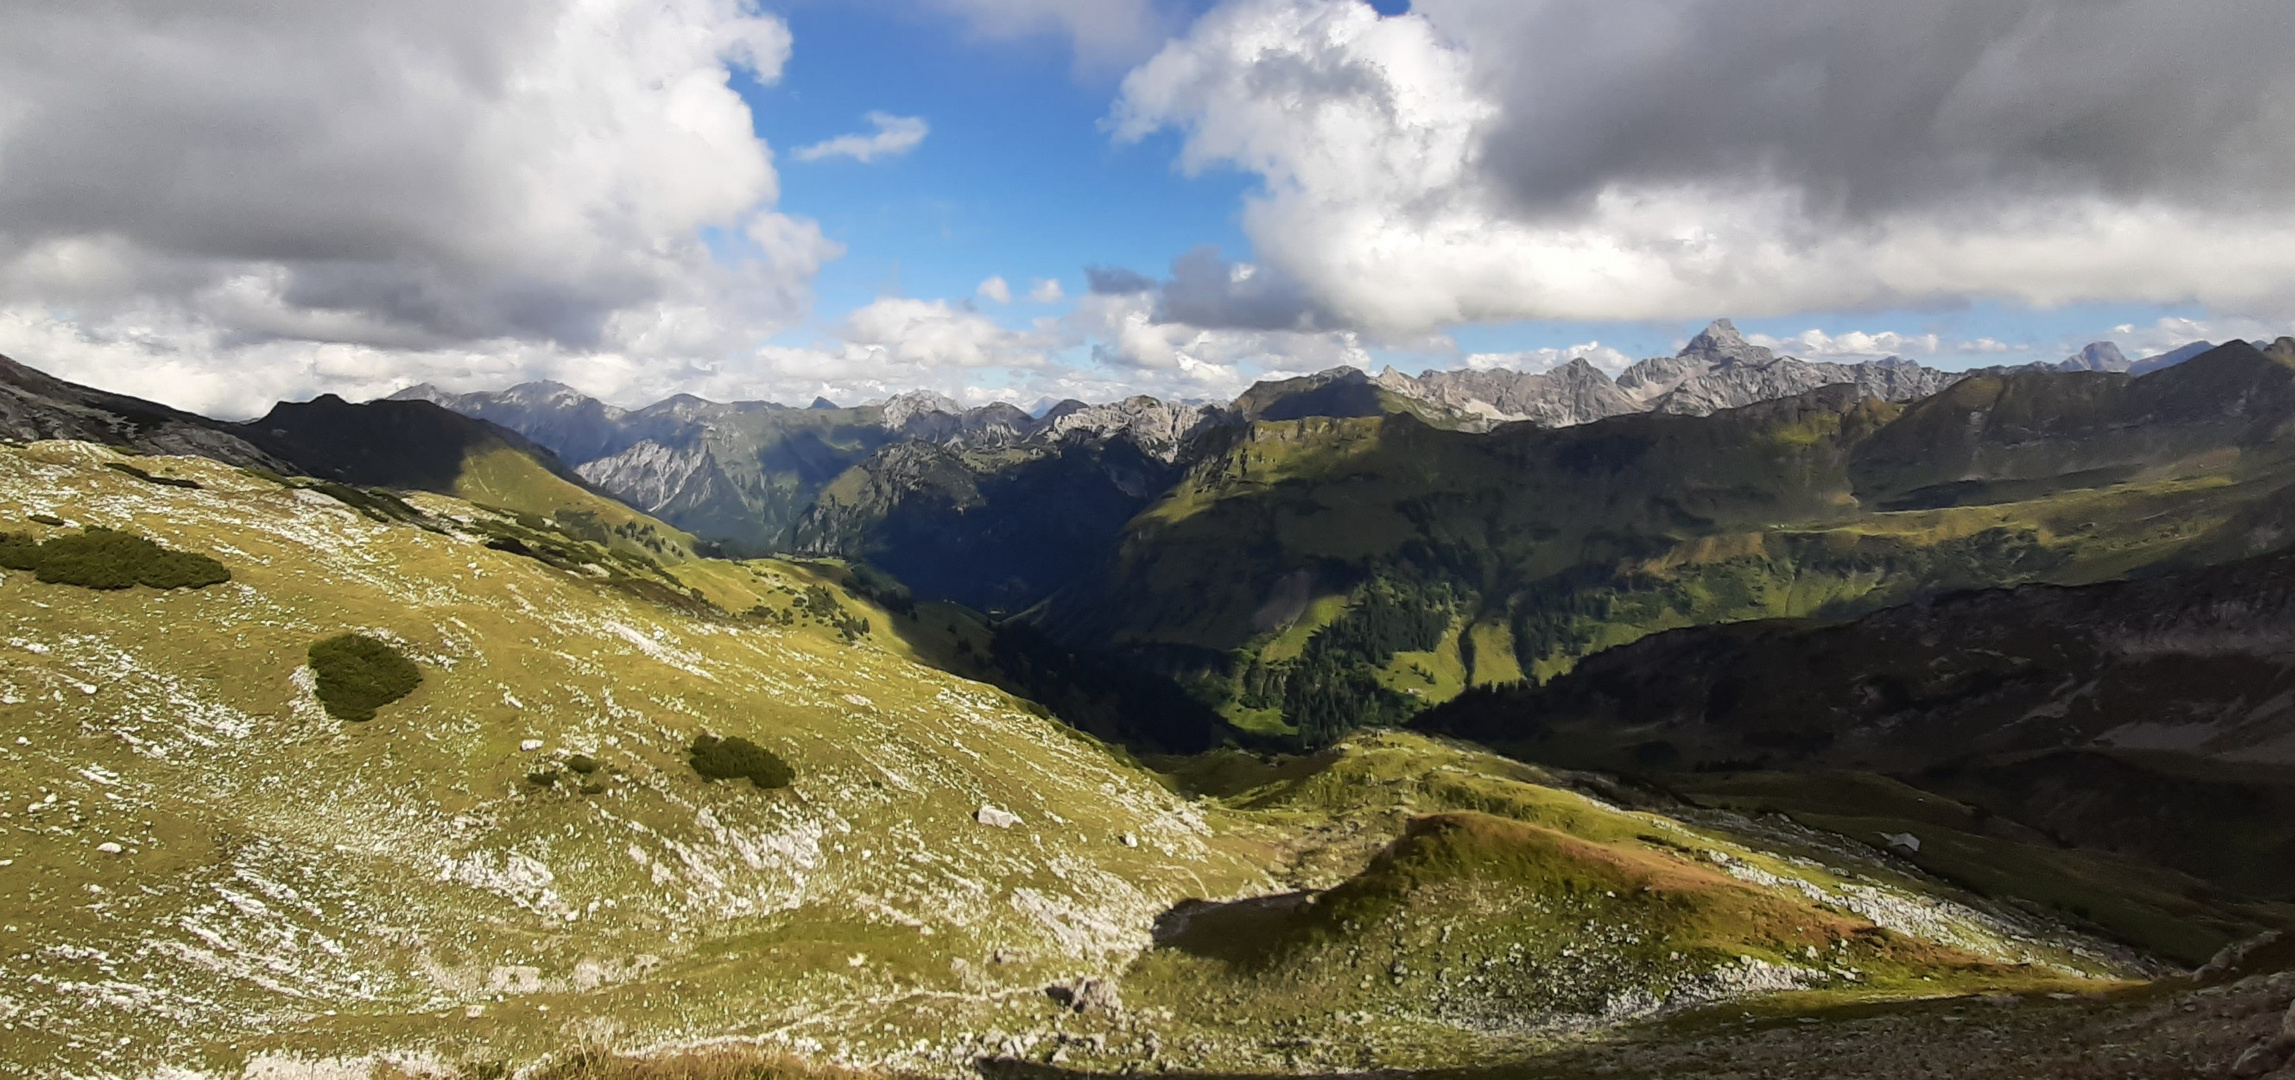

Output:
xmin=7 ymin=4 xmax=2295 ymax=1076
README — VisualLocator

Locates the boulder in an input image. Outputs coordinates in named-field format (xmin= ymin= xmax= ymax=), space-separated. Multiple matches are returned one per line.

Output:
xmin=1046 ymin=977 xmax=1123 ymax=1015
xmin=975 ymin=803 xmax=1020 ymax=829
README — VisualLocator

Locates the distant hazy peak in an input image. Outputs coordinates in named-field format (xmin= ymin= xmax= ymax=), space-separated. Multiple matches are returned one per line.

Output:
xmin=386 ymin=382 xmax=450 ymax=403
xmin=2130 ymin=341 xmax=2214 ymax=376
xmin=2057 ymin=341 xmax=2132 ymax=373
xmin=879 ymin=389 xmax=963 ymax=429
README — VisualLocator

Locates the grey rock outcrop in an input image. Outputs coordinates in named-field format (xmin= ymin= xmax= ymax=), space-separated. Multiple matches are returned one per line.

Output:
xmin=1375 ymin=358 xmax=1642 ymax=430
xmin=1034 ymin=396 xmax=1230 ymax=462
xmin=1618 ymin=320 xmax=1963 ymax=417
xmin=0 ymin=354 xmax=289 ymax=470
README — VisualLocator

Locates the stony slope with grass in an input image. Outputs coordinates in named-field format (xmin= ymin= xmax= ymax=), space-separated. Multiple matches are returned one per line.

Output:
xmin=0 ymin=441 xmax=2155 ymax=1079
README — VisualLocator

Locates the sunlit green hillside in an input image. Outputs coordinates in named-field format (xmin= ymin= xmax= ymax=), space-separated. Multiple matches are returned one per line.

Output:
xmin=1038 ymin=343 xmax=2295 ymax=745
xmin=0 ymin=441 xmax=2154 ymax=1078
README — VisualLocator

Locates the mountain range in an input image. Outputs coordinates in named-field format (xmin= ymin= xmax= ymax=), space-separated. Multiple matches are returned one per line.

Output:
xmin=1 ymin=321 xmax=2288 ymax=1078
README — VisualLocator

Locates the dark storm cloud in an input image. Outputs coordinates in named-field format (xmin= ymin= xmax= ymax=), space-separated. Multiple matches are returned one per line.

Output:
xmin=1425 ymin=0 xmax=2295 ymax=220
xmin=1084 ymin=265 xmax=1159 ymax=295
xmin=1152 ymin=246 xmax=1331 ymax=330
xmin=0 ymin=0 xmax=804 ymax=351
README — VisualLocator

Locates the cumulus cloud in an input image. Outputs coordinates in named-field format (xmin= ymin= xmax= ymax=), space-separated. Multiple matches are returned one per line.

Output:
xmin=978 ymin=276 xmax=1014 ymax=303
xmin=794 ymin=112 xmax=930 ymax=163
xmin=1111 ymin=0 xmax=2295 ymax=332
xmin=1746 ymin=329 xmax=1944 ymax=359
xmin=0 ymin=0 xmax=835 ymax=417
xmin=1154 ymin=247 xmax=1331 ymax=330
xmin=1028 ymin=278 xmax=1068 ymax=303
xmin=838 ymin=297 xmax=1051 ymax=369
xmin=1060 ymin=288 xmax=1451 ymax=401
xmin=1085 ymin=266 xmax=1158 ymax=295
xmin=923 ymin=0 xmax=1186 ymax=70
xmin=2109 ymin=314 xmax=2295 ymax=359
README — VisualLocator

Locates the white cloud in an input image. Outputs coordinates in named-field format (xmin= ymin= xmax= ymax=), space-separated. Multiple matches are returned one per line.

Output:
xmin=978 ymin=276 xmax=1014 ymax=303
xmin=793 ymin=112 xmax=930 ymax=164
xmin=839 ymin=297 xmax=1050 ymax=369
xmin=1028 ymin=278 xmax=1068 ymax=303
xmin=923 ymin=0 xmax=1184 ymax=70
xmin=0 ymin=0 xmax=837 ymax=417
xmin=2107 ymin=315 xmax=2295 ymax=359
xmin=1745 ymin=329 xmax=1944 ymax=359
xmin=1111 ymin=0 xmax=2295 ymax=332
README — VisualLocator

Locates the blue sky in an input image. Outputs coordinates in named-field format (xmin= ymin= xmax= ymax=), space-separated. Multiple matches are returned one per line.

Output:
xmin=749 ymin=2 xmax=1253 ymax=320
xmin=2 ymin=0 xmax=2290 ymax=415
xmin=720 ymin=0 xmax=2263 ymax=402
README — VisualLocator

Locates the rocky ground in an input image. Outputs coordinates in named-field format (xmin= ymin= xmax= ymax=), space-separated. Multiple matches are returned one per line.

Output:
xmin=1518 ymin=974 xmax=2295 ymax=1080
xmin=972 ymin=969 xmax=2295 ymax=1080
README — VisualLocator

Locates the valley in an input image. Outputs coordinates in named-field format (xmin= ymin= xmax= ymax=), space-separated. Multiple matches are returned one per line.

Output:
xmin=0 ymin=328 xmax=2290 ymax=1079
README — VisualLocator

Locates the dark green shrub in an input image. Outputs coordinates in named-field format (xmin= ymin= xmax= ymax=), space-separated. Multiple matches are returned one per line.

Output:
xmin=104 ymin=462 xmax=202 ymax=489
xmin=310 ymin=482 xmax=423 ymax=524
xmin=689 ymin=734 xmax=793 ymax=789
xmin=527 ymin=770 xmax=560 ymax=787
xmin=564 ymin=754 xmax=599 ymax=774
xmin=0 ymin=532 xmax=40 ymax=571
xmin=32 ymin=528 xmax=230 ymax=590
xmin=26 ymin=514 xmax=65 ymax=527
xmin=307 ymin=633 xmax=423 ymax=722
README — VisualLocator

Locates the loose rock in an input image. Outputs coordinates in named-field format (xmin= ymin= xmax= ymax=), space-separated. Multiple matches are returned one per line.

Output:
xmin=976 ymin=803 xmax=1020 ymax=829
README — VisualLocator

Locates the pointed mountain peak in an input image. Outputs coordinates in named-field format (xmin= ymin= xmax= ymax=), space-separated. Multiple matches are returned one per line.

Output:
xmin=808 ymin=396 xmax=840 ymax=410
xmin=2056 ymin=341 xmax=2131 ymax=373
xmin=1679 ymin=318 xmax=1773 ymax=368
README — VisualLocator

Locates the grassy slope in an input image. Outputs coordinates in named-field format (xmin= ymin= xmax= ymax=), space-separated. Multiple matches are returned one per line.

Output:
xmin=453 ymin=444 xmax=703 ymax=565
xmin=1047 ymin=348 xmax=2295 ymax=729
xmin=1103 ymin=734 xmax=2141 ymax=1074
xmin=0 ymin=443 xmax=2169 ymax=1077
xmin=0 ymin=441 xmax=1270 ymax=1078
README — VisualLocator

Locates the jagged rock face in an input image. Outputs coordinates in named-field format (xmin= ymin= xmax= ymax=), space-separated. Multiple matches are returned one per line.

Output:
xmin=574 ymin=439 xmax=716 ymax=514
xmin=878 ymin=389 xmax=964 ymax=430
xmin=1375 ymin=320 xmax=1960 ymax=430
xmin=0 ymin=354 xmax=289 ymax=470
xmin=1377 ymin=359 xmax=1643 ymax=429
xmin=1612 ymin=320 xmax=1962 ymax=417
xmin=1036 ymin=397 xmax=1231 ymax=462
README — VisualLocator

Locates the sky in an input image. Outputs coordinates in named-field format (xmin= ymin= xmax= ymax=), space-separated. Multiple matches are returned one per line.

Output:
xmin=3 ymin=0 xmax=2295 ymax=418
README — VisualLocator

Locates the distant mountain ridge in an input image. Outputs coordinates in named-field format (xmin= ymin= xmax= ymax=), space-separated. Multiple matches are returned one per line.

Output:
xmin=393 ymin=382 xmax=1230 ymax=555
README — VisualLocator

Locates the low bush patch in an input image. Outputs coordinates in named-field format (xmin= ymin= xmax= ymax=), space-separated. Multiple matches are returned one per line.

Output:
xmin=0 ymin=527 xmax=230 ymax=589
xmin=689 ymin=734 xmax=793 ymax=789
xmin=104 ymin=462 xmax=203 ymax=489
xmin=308 ymin=633 xmax=423 ymax=722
